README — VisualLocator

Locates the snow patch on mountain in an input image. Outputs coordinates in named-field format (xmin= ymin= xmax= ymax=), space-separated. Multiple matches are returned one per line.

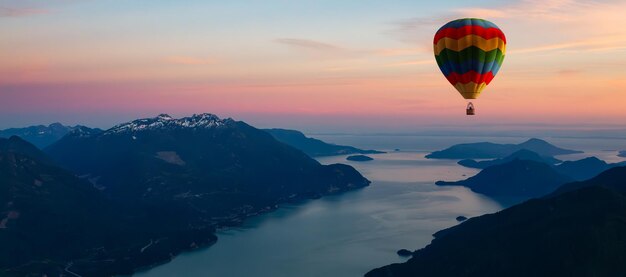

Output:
xmin=105 ymin=113 xmax=233 ymax=134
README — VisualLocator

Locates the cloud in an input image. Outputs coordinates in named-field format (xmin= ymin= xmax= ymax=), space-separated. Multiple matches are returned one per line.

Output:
xmin=165 ymin=56 xmax=216 ymax=65
xmin=385 ymin=59 xmax=433 ymax=67
xmin=376 ymin=48 xmax=424 ymax=56
xmin=275 ymin=38 xmax=343 ymax=52
xmin=0 ymin=7 xmax=49 ymax=17
xmin=511 ymin=35 xmax=626 ymax=54
xmin=453 ymin=0 xmax=599 ymax=21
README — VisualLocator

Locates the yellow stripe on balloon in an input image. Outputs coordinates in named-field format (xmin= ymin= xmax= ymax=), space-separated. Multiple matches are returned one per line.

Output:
xmin=453 ymin=82 xmax=488 ymax=99
xmin=434 ymin=35 xmax=506 ymax=55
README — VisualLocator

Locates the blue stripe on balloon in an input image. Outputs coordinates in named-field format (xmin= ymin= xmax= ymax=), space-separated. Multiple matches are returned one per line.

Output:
xmin=437 ymin=60 xmax=503 ymax=76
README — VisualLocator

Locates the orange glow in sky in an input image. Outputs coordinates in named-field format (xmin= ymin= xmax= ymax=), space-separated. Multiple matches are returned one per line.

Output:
xmin=2 ymin=0 xmax=626 ymax=131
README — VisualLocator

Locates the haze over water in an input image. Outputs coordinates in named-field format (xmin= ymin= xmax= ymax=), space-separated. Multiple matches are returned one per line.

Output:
xmin=134 ymin=134 xmax=626 ymax=277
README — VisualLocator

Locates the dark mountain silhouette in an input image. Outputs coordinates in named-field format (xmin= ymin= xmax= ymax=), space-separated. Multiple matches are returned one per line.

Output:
xmin=0 ymin=137 xmax=107 ymax=274
xmin=550 ymin=166 xmax=626 ymax=196
xmin=458 ymin=149 xmax=562 ymax=169
xmin=0 ymin=137 xmax=217 ymax=276
xmin=0 ymin=136 xmax=52 ymax=163
xmin=0 ymin=123 xmax=101 ymax=148
xmin=264 ymin=128 xmax=383 ymax=157
xmin=2 ymin=114 xmax=369 ymax=276
xmin=554 ymin=157 xmax=625 ymax=181
xmin=619 ymin=150 xmax=626 ymax=158
xmin=426 ymin=138 xmax=581 ymax=159
xmin=437 ymin=159 xmax=572 ymax=199
xmin=46 ymin=114 xmax=369 ymax=209
xmin=367 ymin=166 xmax=626 ymax=277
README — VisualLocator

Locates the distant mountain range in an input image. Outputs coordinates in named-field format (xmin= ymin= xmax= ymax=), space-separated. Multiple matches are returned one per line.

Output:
xmin=426 ymin=138 xmax=582 ymax=159
xmin=619 ymin=150 xmax=626 ymax=158
xmin=0 ymin=123 xmax=101 ymax=148
xmin=1 ymin=114 xmax=369 ymax=276
xmin=367 ymin=166 xmax=626 ymax=277
xmin=264 ymin=128 xmax=384 ymax=157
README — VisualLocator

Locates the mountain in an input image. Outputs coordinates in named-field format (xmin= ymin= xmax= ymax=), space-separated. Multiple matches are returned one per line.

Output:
xmin=0 ymin=136 xmax=52 ymax=163
xmin=550 ymin=166 xmax=626 ymax=196
xmin=0 ymin=137 xmax=106 ymax=275
xmin=40 ymin=114 xmax=368 ymax=275
xmin=0 ymin=136 xmax=217 ymax=276
xmin=554 ymin=157 xmax=616 ymax=181
xmin=457 ymin=149 xmax=562 ymax=169
xmin=263 ymin=128 xmax=384 ymax=157
xmin=3 ymin=114 xmax=368 ymax=276
xmin=619 ymin=150 xmax=626 ymax=158
xmin=426 ymin=138 xmax=581 ymax=159
xmin=46 ymin=114 xmax=369 ymax=206
xmin=437 ymin=159 xmax=572 ymax=199
xmin=0 ymin=123 xmax=101 ymax=148
xmin=367 ymin=166 xmax=626 ymax=277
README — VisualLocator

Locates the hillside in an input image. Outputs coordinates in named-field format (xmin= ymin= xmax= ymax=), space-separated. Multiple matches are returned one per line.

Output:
xmin=0 ymin=136 xmax=217 ymax=276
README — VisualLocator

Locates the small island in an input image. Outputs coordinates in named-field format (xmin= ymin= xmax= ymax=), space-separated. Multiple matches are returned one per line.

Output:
xmin=347 ymin=155 xmax=374 ymax=162
xmin=397 ymin=249 xmax=413 ymax=257
xmin=456 ymin=216 xmax=468 ymax=222
xmin=619 ymin=151 xmax=626 ymax=158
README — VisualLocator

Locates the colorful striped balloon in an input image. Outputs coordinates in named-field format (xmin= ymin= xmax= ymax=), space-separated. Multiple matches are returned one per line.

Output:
xmin=434 ymin=18 xmax=506 ymax=100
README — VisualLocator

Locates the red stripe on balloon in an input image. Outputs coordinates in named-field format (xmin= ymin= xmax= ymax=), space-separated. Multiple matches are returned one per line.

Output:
xmin=445 ymin=71 xmax=495 ymax=85
xmin=434 ymin=26 xmax=506 ymax=44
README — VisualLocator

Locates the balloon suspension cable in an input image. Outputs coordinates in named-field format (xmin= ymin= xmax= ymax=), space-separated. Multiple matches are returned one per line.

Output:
xmin=466 ymin=102 xmax=475 ymax=116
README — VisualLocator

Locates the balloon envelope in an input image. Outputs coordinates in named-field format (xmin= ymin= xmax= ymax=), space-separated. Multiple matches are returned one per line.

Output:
xmin=434 ymin=18 xmax=506 ymax=99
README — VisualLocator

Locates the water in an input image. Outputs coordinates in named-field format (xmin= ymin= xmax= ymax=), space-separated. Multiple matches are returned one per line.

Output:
xmin=137 ymin=135 xmax=626 ymax=277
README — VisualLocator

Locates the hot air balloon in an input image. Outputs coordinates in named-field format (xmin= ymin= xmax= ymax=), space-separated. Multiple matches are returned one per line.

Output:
xmin=433 ymin=18 xmax=506 ymax=115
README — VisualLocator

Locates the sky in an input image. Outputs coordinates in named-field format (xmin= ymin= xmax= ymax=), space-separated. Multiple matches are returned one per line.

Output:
xmin=2 ymin=0 xmax=626 ymax=132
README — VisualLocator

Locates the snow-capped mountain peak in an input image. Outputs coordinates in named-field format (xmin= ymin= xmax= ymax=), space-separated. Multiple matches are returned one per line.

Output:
xmin=105 ymin=113 xmax=232 ymax=134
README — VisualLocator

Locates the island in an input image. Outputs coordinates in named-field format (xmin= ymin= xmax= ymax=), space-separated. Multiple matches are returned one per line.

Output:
xmin=436 ymin=159 xmax=572 ymax=201
xmin=263 ymin=128 xmax=384 ymax=157
xmin=426 ymin=138 xmax=582 ymax=159
xmin=457 ymin=149 xmax=561 ymax=169
xmin=619 ymin=151 xmax=626 ymax=158
xmin=367 ymin=166 xmax=626 ymax=277
xmin=347 ymin=155 xmax=374 ymax=162
xmin=455 ymin=216 xmax=467 ymax=222
xmin=397 ymin=249 xmax=413 ymax=257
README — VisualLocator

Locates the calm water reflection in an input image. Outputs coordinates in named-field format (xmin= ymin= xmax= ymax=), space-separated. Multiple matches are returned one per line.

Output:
xmin=137 ymin=135 xmax=626 ymax=277
xmin=137 ymin=151 xmax=502 ymax=277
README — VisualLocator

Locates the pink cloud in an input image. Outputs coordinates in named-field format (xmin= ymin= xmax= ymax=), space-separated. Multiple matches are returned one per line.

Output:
xmin=165 ymin=56 xmax=216 ymax=65
xmin=0 ymin=7 xmax=49 ymax=17
xmin=275 ymin=38 xmax=343 ymax=52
